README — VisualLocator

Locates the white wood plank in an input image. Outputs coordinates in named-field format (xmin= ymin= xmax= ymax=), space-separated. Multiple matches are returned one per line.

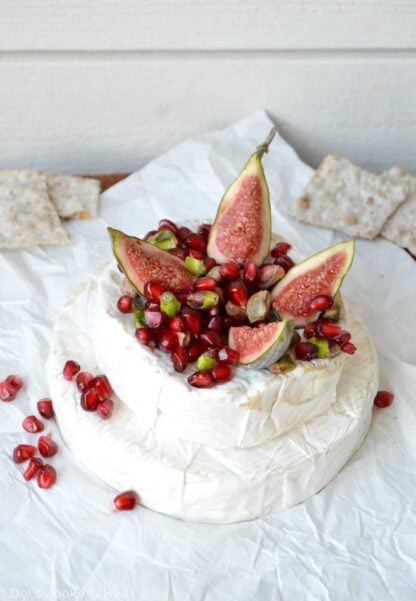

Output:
xmin=1 ymin=1 xmax=416 ymax=50
xmin=0 ymin=56 xmax=414 ymax=175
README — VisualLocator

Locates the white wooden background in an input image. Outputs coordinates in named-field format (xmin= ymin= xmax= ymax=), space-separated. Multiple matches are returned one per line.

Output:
xmin=0 ymin=1 xmax=415 ymax=174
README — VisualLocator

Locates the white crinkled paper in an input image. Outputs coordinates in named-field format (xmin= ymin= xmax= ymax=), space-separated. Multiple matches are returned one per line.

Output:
xmin=0 ymin=111 xmax=415 ymax=600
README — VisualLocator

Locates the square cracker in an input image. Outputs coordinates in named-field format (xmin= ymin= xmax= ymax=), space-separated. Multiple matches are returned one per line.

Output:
xmin=0 ymin=169 xmax=100 ymax=220
xmin=46 ymin=174 xmax=100 ymax=219
xmin=289 ymin=154 xmax=407 ymax=240
xmin=381 ymin=166 xmax=416 ymax=255
xmin=0 ymin=181 xmax=69 ymax=250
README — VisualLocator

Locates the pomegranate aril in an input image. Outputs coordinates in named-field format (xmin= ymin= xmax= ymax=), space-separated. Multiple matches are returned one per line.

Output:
xmin=0 ymin=381 xmax=16 ymax=402
xmin=274 ymin=255 xmax=294 ymax=273
xmin=193 ymin=277 xmax=217 ymax=292
xmin=169 ymin=248 xmax=188 ymax=260
xmin=13 ymin=444 xmax=36 ymax=463
xmin=143 ymin=281 xmax=165 ymax=302
xmin=219 ymin=261 xmax=241 ymax=280
xmin=76 ymin=371 xmax=94 ymax=392
xmin=80 ymin=388 xmax=101 ymax=412
xmin=158 ymin=218 xmax=178 ymax=234
xmin=341 ymin=342 xmax=356 ymax=355
xmin=144 ymin=309 xmax=165 ymax=329
xmin=90 ymin=375 xmax=112 ymax=399
xmin=374 ymin=390 xmax=394 ymax=408
xmin=188 ymin=249 xmax=205 ymax=260
xmin=200 ymin=330 xmax=222 ymax=348
xmin=5 ymin=374 xmax=23 ymax=392
xmin=63 ymin=360 xmax=80 ymax=381
xmin=270 ymin=241 xmax=292 ymax=258
xmin=169 ymin=315 xmax=187 ymax=332
xmin=158 ymin=330 xmax=178 ymax=352
xmin=204 ymin=257 xmax=217 ymax=272
xmin=309 ymin=295 xmax=334 ymax=312
xmin=295 ymin=342 xmax=318 ymax=361
xmin=23 ymin=457 xmax=43 ymax=481
xmin=207 ymin=315 xmax=223 ymax=334
xmin=178 ymin=226 xmax=192 ymax=240
xmin=97 ymin=399 xmax=114 ymax=419
xmin=185 ymin=233 xmax=206 ymax=252
xmin=198 ymin=223 xmax=211 ymax=241
xmin=303 ymin=322 xmax=318 ymax=339
xmin=243 ymin=261 xmax=259 ymax=287
xmin=113 ymin=490 xmax=139 ymax=511
xmin=117 ymin=295 xmax=134 ymax=314
xmin=187 ymin=341 xmax=206 ymax=363
xmin=183 ymin=312 xmax=202 ymax=336
xmin=135 ymin=327 xmax=155 ymax=346
xmin=216 ymin=346 xmax=240 ymax=365
xmin=37 ymin=398 xmax=55 ymax=419
xmin=171 ymin=346 xmax=189 ymax=372
xmin=335 ymin=331 xmax=351 ymax=345
xmin=212 ymin=364 xmax=233 ymax=383
xmin=22 ymin=415 xmax=44 ymax=433
xmin=187 ymin=371 xmax=215 ymax=388
xmin=227 ymin=280 xmax=248 ymax=307
xmin=317 ymin=323 xmax=342 ymax=339
xmin=38 ymin=436 xmax=58 ymax=458
xmin=37 ymin=464 xmax=57 ymax=489
xmin=145 ymin=300 xmax=160 ymax=310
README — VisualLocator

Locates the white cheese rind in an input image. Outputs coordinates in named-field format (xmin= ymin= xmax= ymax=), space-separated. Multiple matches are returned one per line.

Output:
xmin=46 ymin=282 xmax=378 ymax=524
xmin=92 ymin=262 xmax=346 ymax=449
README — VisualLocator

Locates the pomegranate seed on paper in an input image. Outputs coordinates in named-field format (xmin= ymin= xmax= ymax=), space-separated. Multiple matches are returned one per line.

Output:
xmin=113 ymin=490 xmax=139 ymax=511
xmin=374 ymin=390 xmax=395 ymax=408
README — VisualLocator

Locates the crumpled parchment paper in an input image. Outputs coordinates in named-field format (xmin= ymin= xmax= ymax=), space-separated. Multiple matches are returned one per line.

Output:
xmin=0 ymin=111 xmax=415 ymax=601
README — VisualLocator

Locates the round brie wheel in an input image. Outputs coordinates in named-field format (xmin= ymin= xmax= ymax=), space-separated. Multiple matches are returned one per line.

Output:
xmin=47 ymin=281 xmax=378 ymax=524
xmin=92 ymin=262 xmax=347 ymax=450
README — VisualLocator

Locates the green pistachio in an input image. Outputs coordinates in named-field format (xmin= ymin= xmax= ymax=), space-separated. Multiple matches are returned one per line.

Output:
xmin=247 ymin=290 xmax=271 ymax=323
xmin=160 ymin=291 xmax=181 ymax=318
xmin=185 ymin=256 xmax=207 ymax=276
xmin=133 ymin=306 xmax=146 ymax=327
xmin=147 ymin=229 xmax=178 ymax=250
xmin=187 ymin=291 xmax=219 ymax=310
xmin=308 ymin=337 xmax=341 ymax=358
xmin=196 ymin=354 xmax=218 ymax=371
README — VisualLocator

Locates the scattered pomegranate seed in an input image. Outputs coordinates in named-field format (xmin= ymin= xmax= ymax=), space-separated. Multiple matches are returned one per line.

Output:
xmin=171 ymin=346 xmax=189 ymax=372
xmin=158 ymin=330 xmax=178 ymax=353
xmin=80 ymin=388 xmax=101 ymax=412
xmin=135 ymin=327 xmax=155 ymax=346
xmin=90 ymin=375 xmax=113 ymax=399
xmin=23 ymin=457 xmax=43 ymax=481
xmin=76 ymin=371 xmax=94 ymax=392
xmin=38 ymin=436 xmax=58 ymax=458
xmin=204 ymin=257 xmax=217 ymax=271
xmin=158 ymin=218 xmax=178 ymax=234
xmin=193 ymin=277 xmax=217 ymax=292
xmin=37 ymin=464 xmax=57 ymax=489
xmin=200 ymin=330 xmax=222 ymax=348
xmin=198 ymin=223 xmax=211 ymax=241
xmin=169 ymin=248 xmax=187 ymax=260
xmin=334 ymin=331 xmax=351 ymax=345
xmin=243 ymin=261 xmax=259 ymax=287
xmin=187 ymin=341 xmax=206 ymax=362
xmin=144 ymin=309 xmax=165 ymax=329
xmin=212 ymin=364 xmax=233 ymax=383
xmin=13 ymin=444 xmax=36 ymax=463
xmin=317 ymin=323 xmax=342 ymax=339
xmin=143 ymin=281 xmax=166 ymax=302
xmin=216 ymin=346 xmax=240 ymax=365
xmin=185 ymin=233 xmax=206 ymax=252
xmin=63 ymin=360 xmax=80 ymax=381
xmin=113 ymin=490 xmax=139 ymax=511
xmin=183 ymin=311 xmax=202 ymax=336
xmin=97 ymin=399 xmax=114 ymax=419
xmin=374 ymin=390 xmax=394 ymax=408
xmin=37 ymin=398 xmax=55 ymax=419
xmin=207 ymin=315 xmax=223 ymax=334
xmin=270 ymin=241 xmax=292 ymax=258
xmin=0 ymin=381 xmax=16 ymax=402
xmin=295 ymin=342 xmax=319 ymax=361
xmin=22 ymin=415 xmax=44 ymax=434
xmin=188 ymin=371 xmax=215 ymax=388
xmin=341 ymin=342 xmax=357 ymax=355
xmin=274 ymin=255 xmax=294 ymax=273
xmin=219 ymin=261 xmax=241 ymax=280
xmin=169 ymin=315 xmax=187 ymax=332
xmin=227 ymin=280 xmax=248 ymax=307
xmin=5 ymin=374 xmax=23 ymax=392
xmin=188 ymin=249 xmax=205 ymax=260
xmin=309 ymin=295 xmax=334 ymax=312
xmin=117 ymin=295 xmax=134 ymax=314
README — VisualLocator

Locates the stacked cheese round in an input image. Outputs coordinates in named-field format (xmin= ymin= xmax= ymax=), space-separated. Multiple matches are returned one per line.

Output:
xmin=47 ymin=262 xmax=378 ymax=523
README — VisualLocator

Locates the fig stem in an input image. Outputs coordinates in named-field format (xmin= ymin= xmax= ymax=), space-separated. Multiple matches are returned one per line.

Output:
xmin=255 ymin=127 xmax=277 ymax=159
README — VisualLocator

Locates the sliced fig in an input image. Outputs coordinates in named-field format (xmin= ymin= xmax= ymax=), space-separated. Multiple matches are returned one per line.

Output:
xmin=247 ymin=290 xmax=271 ymax=323
xmin=228 ymin=319 xmax=294 ymax=369
xmin=108 ymin=228 xmax=196 ymax=295
xmin=271 ymin=240 xmax=355 ymax=327
xmin=207 ymin=129 xmax=276 ymax=266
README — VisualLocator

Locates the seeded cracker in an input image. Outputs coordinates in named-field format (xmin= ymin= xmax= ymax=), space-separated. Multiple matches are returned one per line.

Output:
xmin=0 ymin=182 xmax=69 ymax=250
xmin=289 ymin=155 xmax=407 ymax=239
xmin=381 ymin=167 xmax=416 ymax=256
xmin=46 ymin=174 xmax=100 ymax=219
